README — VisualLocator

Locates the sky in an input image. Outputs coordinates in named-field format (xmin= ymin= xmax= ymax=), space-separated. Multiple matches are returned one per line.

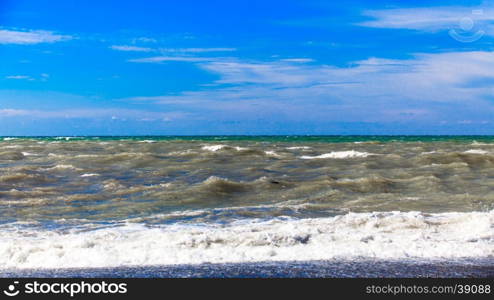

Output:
xmin=1 ymin=0 xmax=494 ymax=135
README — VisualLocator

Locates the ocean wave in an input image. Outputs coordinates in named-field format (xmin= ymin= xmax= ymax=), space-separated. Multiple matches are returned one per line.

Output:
xmin=330 ymin=176 xmax=396 ymax=193
xmin=353 ymin=141 xmax=380 ymax=144
xmin=300 ymin=150 xmax=374 ymax=159
xmin=21 ymin=152 xmax=36 ymax=157
xmin=2 ymin=145 xmax=22 ymax=149
xmin=419 ymin=151 xmax=494 ymax=167
xmin=0 ymin=210 xmax=492 ymax=269
xmin=286 ymin=146 xmax=311 ymax=150
xmin=54 ymin=137 xmax=81 ymax=141
xmin=0 ymin=151 xmax=25 ymax=160
xmin=264 ymin=151 xmax=281 ymax=157
xmin=199 ymin=176 xmax=249 ymax=194
xmin=420 ymin=151 xmax=438 ymax=155
xmin=0 ymin=173 xmax=53 ymax=184
xmin=167 ymin=149 xmax=197 ymax=156
xmin=472 ymin=141 xmax=492 ymax=146
xmin=46 ymin=164 xmax=82 ymax=171
xmin=464 ymin=149 xmax=489 ymax=154
xmin=200 ymin=144 xmax=268 ymax=156
xmin=81 ymin=173 xmax=100 ymax=177
xmin=201 ymin=144 xmax=228 ymax=152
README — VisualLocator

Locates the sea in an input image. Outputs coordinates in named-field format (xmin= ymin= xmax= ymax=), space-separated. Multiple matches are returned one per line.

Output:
xmin=0 ymin=136 xmax=493 ymax=270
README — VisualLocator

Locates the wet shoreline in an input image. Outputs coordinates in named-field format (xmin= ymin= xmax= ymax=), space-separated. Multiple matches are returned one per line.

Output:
xmin=2 ymin=259 xmax=493 ymax=278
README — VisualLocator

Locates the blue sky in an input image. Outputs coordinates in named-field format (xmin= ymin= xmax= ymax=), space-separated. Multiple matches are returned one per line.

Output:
xmin=1 ymin=0 xmax=494 ymax=135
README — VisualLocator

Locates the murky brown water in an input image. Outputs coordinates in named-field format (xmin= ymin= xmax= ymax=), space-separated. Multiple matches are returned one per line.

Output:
xmin=1 ymin=137 xmax=493 ymax=224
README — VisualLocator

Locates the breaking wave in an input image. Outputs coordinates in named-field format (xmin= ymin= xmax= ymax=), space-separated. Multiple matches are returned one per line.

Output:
xmin=0 ymin=210 xmax=492 ymax=269
xmin=300 ymin=150 xmax=374 ymax=159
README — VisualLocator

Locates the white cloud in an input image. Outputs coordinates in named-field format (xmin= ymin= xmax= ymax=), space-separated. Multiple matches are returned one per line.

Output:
xmin=128 ymin=56 xmax=216 ymax=63
xmin=111 ymin=46 xmax=236 ymax=55
xmin=132 ymin=37 xmax=157 ymax=43
xmin=110 ymin=45 xmax=154 ymax=52
xmin=0 ymin=109 xmax=31 ymax=116
xmin=0 ymin=29 xmax=72 ymax=44
xmin=5 ymin=74 xmax=50 ymax=81
xmin=5 ymin=75 xmax=32 ymax=80
xmin=159 ymin=47 xmax=236 ymax=53
xmin=119 ymin=47 xmax=237 ymax=63
xmin=125 ymin=51 xmax=494 ymax=123
xmin=40 ymin=73 xmax=50 ymax=82
xmin=0 ymin=107 xmax=188 ymax=121
xmin=279 ymin=58 xmax=314 ymax=63
xmin=358 ymin=5 xmax=494 ymax=32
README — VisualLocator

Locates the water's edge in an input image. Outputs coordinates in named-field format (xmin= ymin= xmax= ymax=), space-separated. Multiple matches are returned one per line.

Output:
xmin=2 ymin=259 xmax=493 ymax=278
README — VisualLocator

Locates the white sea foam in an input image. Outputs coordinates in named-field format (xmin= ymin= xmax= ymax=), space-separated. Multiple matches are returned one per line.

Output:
xmin=234 ymin=146 xmax=248 ymax=151
xmin=201 ymin=145 xmax=227 ymax=152
xmin=464 ymin=149 xmax=489 ymax=154
xmin=300 ymin=150 xmax=373 ymax=159
xmin=55 ymin=137 xmax=79 ymax=141
xmin=201 ymin=145 xmax=248 ymax=152
xmin=46 ymin=164 xmax=82 ymax=171
xmin=472 ymin=141 xmax=492 ymax=146
xmin=2 ymin=145 xmax=21 ymax=149
xmin=74 ymin=154 xmax=100 ymax=158
xmin=81 ymin=173 xmax=100 ymax=177
xmin=0 ymin=210 xmax=492 ymax=269
xmin=2 ymin=137 xmax=18 ymax=141
xmin=287 ymin=146 xmax=311 ymax=150
xmin=264 ymin=151 xmax=281 ymax=157
xmin=421 ymin=151 xmax=438 ymax=155
xmin=21 ymin=152 xmax=36 ymax=156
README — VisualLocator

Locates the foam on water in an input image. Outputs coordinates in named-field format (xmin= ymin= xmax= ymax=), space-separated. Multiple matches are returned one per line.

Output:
xmin=54 ymin=137 xmax=80 ymax=141
xmin=81 ymin=173 xmax=100 ymax=177
xmin=0 ymin=210 xmax=492 ymax=269
xmin=464 ymin=149 xmax=489 ymax=154
xmin=201 ymin=144 xmax=251 ymax=152
xmin=287 ymin=146 xmax=311 ymax=150
xmin=2 ymin=137 xmax=494 ymax=269
xmin=264 ymin=150 xmax=281 ymax=157
xmin=21 ymin=152 xmax=36 ymax=156
xmin=46 ymin=164 xmax=82 ymax=171
xmin=201 ymin=144 xmax=228 ymax=152
xmin=300 ymin=150 xmax=373 ymax=159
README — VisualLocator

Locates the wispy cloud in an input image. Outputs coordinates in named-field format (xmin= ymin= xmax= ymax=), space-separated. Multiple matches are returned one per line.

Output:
xmin=5 ymin=75 xmax=32 ymax=80
xmin=40 ymin=73 xmax=50 ymax=81
xmin=128 ymin=56 xmax=217 ymax=63
xmin=0 ymin=109 xmax=31 ymax=116
xmin=358 ymin=6 xmax=494 ymax=32
xmin=111 ymin=45 xmax=236 ymax=55
xmin=279 ymin=58 xmax=314 ymax=63
xmin=159 ymin=47 xmax=236 ymax=53
xmin=110 ymin=45 xmax=154 ymax=52
xmin=0 ymin=29 xmax=72 ymax=44
xmin=132 ymin=37 xmax=157 ymax=44
xmin=5 ymin=74 xmax=50 ymax=81
xmin=125 ymin=51 xmax=494 ymax=124
xmin=0 ymin=107 xmax=189 ymax=121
